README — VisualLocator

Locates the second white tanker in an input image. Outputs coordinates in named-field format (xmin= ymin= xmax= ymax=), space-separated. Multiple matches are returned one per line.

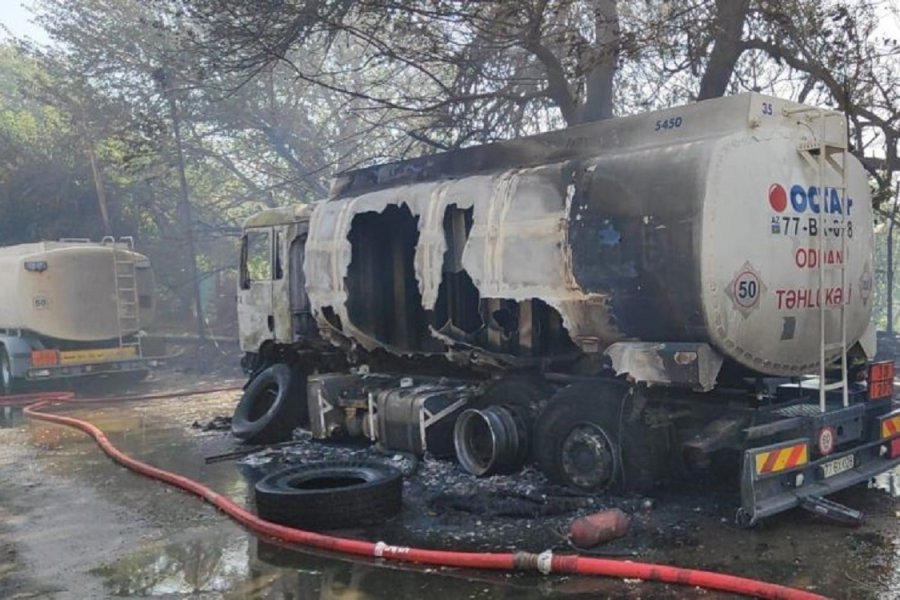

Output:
xmin=0 ymin=238 xmax=164 ymax=392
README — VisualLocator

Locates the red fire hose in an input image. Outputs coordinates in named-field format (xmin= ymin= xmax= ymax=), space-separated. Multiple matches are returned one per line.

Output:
xmin=9 ymin=389 xmax=825 ymax=600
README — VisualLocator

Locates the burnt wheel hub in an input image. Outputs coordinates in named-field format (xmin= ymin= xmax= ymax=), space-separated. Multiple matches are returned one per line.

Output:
xmin=560 ymin=424 xmax=616 ymax=490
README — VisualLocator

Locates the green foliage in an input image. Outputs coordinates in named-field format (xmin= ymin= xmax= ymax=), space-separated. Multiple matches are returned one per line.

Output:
xmin=2 ymin=0 xmax=899 ymax=335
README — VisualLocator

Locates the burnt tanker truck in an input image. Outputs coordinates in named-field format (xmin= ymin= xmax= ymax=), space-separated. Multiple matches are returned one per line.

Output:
xmin=0 ymin=237 xmax=165 ymax=392
xmin=232 ymin=93 xmax=900 ymax=526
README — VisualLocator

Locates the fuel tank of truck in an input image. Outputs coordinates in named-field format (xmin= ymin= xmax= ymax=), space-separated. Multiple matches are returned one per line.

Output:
xmin=0 ymin=241 xmax=156 ymax=342
xmin=303 ymin=93 xmax=874 ymax=379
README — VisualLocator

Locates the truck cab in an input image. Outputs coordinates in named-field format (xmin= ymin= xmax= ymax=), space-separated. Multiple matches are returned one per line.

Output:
xmin=238 ymin=205 xmax=316 ymax=373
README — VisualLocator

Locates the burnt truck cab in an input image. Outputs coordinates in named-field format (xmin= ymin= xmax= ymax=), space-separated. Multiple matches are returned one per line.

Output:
xmin=234 ymin=93 xmax=900 ymax=527
xmin=238 ymin=205 xmax=319 ymax=373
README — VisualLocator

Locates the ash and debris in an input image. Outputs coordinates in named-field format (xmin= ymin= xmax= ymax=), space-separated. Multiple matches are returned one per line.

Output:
xmin=224 ymin=426 xmax=718 ymax=555
xmin=192 ymin=415 xmax=232 ymax=431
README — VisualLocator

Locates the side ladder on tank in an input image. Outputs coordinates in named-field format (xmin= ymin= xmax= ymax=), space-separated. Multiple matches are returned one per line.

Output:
xmin=103 ymin=236 xmax=143 ymax=357
xmin=785 ymin=107 xmax=850 ymax=410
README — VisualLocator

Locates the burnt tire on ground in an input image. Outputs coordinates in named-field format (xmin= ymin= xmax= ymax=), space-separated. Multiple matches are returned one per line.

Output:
xmin=231 ymin=363 xmax=306 ymax=444
xmin=254 ymin=461 xmax=403 ymax=530
xmin=535 ymin=381 xmax=661 ymax=494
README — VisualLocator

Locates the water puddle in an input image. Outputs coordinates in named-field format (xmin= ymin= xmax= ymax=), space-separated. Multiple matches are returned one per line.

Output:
xmin=0 ymin=405 xmax=24 ymax=428
xmin=92 ymin=533 xmax=250 ymax=596
xmin=95 ymin=533 xmax=664 ymax=599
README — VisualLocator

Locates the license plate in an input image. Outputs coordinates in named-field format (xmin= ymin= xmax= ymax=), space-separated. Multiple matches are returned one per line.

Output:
xmin=820 ymin=454 xmax=855 ymax=478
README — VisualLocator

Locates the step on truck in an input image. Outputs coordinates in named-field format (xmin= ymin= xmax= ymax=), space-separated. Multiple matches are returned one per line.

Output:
xmin=232 ymin=92 xmax=900 ymax=526
xmin=0 ymin=237 xmax=167 ymax=392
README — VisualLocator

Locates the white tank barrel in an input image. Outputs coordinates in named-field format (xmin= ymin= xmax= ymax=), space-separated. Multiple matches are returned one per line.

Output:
xmin=306 ymin=93 xmax=873 ymax=378
xmin=0 ymin=241 xmax=156 ymax=342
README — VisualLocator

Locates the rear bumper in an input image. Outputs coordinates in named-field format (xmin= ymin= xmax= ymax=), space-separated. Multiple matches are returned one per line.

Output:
xmin=740 ymin=435 xmax=900 ymax=525
xmin=25 ymin=356 xmax=168 ymax=380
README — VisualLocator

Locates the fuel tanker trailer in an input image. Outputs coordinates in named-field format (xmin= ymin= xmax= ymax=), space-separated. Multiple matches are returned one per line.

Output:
xmin=0 ymin=237 xmax=166 ymax=392
xmin=233 ymin=93 xmax=900 ymax=526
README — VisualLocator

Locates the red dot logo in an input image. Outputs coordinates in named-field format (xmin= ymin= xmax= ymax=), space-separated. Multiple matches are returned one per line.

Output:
xmin=768 ymin=183 xmax=787 ymax=212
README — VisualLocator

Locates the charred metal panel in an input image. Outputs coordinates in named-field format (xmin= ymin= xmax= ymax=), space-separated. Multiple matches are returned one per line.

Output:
xmin=567 ymin=146 xmax=708 ymax=343
xmin=331 ymin=94 xmax=759 ymax=199
xmin=288 ymin=231 xmax=318 ymax=338
xmin=305 ymin=167 xmax=610 ymax=360
xmin=429 ymin=205 xmax=482 ymax=336
xmin=604 ymin=342 xmax=724 ymax=391
xmin=345 ymin=205 xmax=436 ymax=352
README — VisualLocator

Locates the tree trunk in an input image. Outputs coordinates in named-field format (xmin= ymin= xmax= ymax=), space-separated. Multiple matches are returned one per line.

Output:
xmin=697 ymin=0 xmax=750 ymax=100
xmin=86 ymin=142 xmax=112 ymax=237
xmin=167 ymin=92 xmax=207 ymax=341
xmin=81 ymin=112 xmax=112 ymax=237
xmin=580 ymin=0 xmax=619 ymax=122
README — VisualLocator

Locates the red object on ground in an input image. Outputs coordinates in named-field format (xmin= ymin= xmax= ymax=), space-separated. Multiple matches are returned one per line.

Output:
xmin=9 ymin=389 xmax=825 ymax=600
xmin=569 ymin=508 xmax=630 ymax=547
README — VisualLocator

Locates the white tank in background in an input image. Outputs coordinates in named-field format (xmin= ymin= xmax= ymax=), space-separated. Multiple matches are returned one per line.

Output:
xmin=0 ymin=240 xmax=156 ymax=340
xmin=0 ymin=239 xmax=163 ymax=392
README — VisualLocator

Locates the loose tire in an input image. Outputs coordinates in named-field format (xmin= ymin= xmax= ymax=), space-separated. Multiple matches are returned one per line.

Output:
xmin=232 ymin=363 xmax=307 ymax=444
xmin=535 ymin=381 xmax=660 ymax=493
xmin=254 ymin=461 xmax=403 ymax=530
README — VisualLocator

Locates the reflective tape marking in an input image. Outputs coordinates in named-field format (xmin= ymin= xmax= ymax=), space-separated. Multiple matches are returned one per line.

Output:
xmin=881 ymin=415 xmax=900 ymax=439
xmin=754 ymin=444 xmax=808 ymax=475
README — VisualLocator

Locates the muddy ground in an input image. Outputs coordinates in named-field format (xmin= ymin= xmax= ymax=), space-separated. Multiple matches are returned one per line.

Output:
xmin=1 ymin=350 xmax=900 ymax=599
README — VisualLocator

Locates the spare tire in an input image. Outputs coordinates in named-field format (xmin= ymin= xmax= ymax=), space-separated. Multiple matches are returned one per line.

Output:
xmin=254 ymin=461 xmax=403 ymax=530
xmin=231 ymin=363 xmax=306 ymax=444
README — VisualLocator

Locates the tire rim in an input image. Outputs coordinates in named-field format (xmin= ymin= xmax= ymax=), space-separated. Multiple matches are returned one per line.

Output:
xmin=454 ymin=406 xmax=527 ymax=476
xmin=560 ymin=423 xmax=617 ymax=490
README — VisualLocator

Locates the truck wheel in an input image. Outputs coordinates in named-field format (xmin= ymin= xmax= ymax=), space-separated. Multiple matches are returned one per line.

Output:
xmin=535 ymin=381 xmax=659 ymax=493
xmin=231 ymin=363 xmax=306 ymax=444
xmin=254 ymin=461 xmax=403 ymax=530
xmin=0 ymin=347 xmax=20 ymax=395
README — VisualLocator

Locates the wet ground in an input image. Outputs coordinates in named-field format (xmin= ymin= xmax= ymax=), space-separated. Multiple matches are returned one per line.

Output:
xmin=1 ymin=370 xmax=900 ymax=599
